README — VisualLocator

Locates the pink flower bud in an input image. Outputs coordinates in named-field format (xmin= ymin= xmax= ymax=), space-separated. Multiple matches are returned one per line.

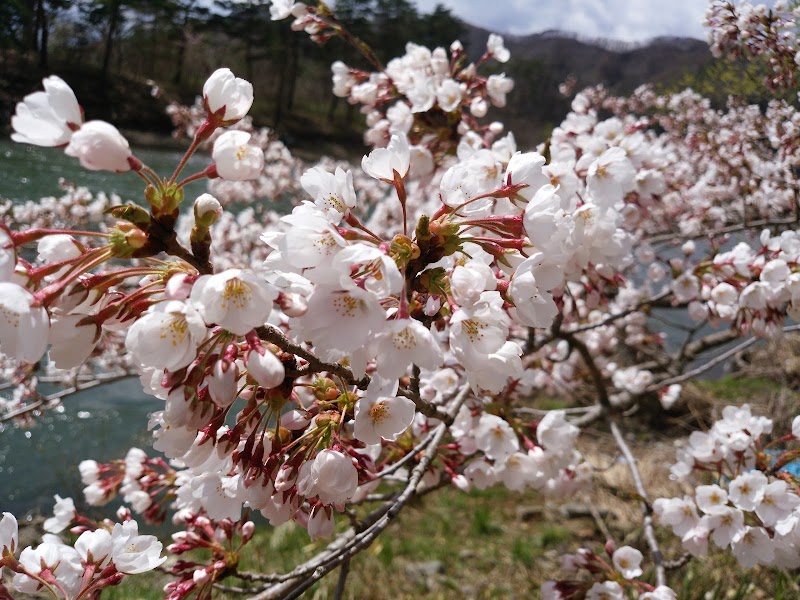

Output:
xmin=241 ymin=521 xmax=255 ymax=542
xmin=64 ymin=121 xmax=132 ymax=172
xmin=247 ymin=348 xmax=285 ymax=389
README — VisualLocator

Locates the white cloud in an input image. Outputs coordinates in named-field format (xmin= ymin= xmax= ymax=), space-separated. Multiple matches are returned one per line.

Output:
xmin=414 ymin=0 xmax=710 ymax=42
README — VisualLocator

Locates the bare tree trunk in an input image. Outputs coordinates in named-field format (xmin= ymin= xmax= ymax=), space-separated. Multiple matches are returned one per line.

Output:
xmin=23 ymin=0 xmax=37 ymax=54
xmin=173 ymin=4 xmax=193 ymax=85
xmin=102 ymin=2 xmax=120 ymax=81
xmin=285 ymin=34 xmax=298 ymax=113
xmin=327 ymin=94 xmax=338 ymax=121
xmin=273 ymin=27 xmax=288 ymax=126
xmin=36 ymin=0 xmax=49 ymax=69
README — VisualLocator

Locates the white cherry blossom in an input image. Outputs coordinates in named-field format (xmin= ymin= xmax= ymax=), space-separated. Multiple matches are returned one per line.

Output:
xmin=203 ymin=68 xmax=254 ymax=122
xmin=125 ymin=300 xmax=207 ymax=371
xmin=361 ymin=132 xmax=410 ymax=181
xmin=298 ymin=450 xmax=358 ymax=505
xmin=11 ymin=75 xmax=82 ymax=147
xmin=612 ymin=545 xmax=643 ymax=579
xmin=0 ymin=282 xmax=50 ymax=363
xmin=191 ymin=269 xmax=276 ymax=335
xmin=354 ymin=394 xmax=416 ymax=444
xmin=64 ymin=120 xmax=133 ymax=172
xmin=110 ymin=520 xmax=167 ymax=574
xmin=374 ymin=318 xmax=443 ymax=379
xmin=486 ymin=33 xmax=510 ymax=63
xmin=0 ymin=512 xmax=18 ymax=554
xmin=43 ymin=495 xmax=75 ymax=534
xmin=537 ymin=410 xmax=579 ymax=454
xmin=300 ymin=166 xmax=357 ymax=222
xmin=212 ymin=130 xmax=265 ymax=180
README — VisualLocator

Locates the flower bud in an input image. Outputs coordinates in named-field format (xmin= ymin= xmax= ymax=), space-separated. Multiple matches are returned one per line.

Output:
xmin=241 ymin=520 xmax=255 ymax=542
xmin=278 ymin=292 xmax=307 ymax=317
xmin=247 ymin=348 xmax=285 ymax=389
xmin=64 ymin=120 xmax=133 ymax=172
xmin=194 ymin=194 xmax=223 ymax=228
xmin=470 ymin=97 xmax=488 ymax=118
xmin=109 ymin=224 xmax=148 ymax=258
xmin=37 ymin=234 xmax=82 ymax=264
xmin=193 ymin=569 xmax=210 ymax=584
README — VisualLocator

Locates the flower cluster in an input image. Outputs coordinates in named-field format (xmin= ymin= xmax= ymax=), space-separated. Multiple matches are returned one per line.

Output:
xmin=0 ymin=509 xmax=164 ymax=599
xmin=706 ymin=0 xmax=800 ymax=91
xmin=656 ymin=404 xmax=800 ymax=568
xmin=5 ymin=4 xmax=800 ymax=597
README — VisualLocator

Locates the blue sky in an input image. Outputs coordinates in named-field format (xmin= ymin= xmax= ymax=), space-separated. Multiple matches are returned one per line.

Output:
xmin=413 ymin=0 xmax=712 ymax=42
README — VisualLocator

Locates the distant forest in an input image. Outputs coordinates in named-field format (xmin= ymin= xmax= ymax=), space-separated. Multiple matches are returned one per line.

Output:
xmin=1 ymin=0 xmax=473 ymax=152
xmin=0 ymin=0 xmax=785 ymax=154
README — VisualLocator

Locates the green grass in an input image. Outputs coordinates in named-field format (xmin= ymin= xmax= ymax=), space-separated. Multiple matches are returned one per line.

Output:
xmin=694 ymin=375 xmax=784 ymax=402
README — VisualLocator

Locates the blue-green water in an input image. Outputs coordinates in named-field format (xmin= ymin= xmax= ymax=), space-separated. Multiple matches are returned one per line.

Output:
xmin=0 ymin=380 xmax=162 ymax=516
xmin=1 ymin=139 xmax=210 ymax=205
xmin=0 ymin=138 xmax=210 ymax=517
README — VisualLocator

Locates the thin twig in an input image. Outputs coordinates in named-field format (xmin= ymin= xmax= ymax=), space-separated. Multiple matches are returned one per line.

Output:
xmin=561 ymin=332 xmax=610 ymax=410
xmin=647 ymin=324 xmax=800 ymax=391
xmin=333 ymin=558 xmax=350 ymax=600
xmin=608 ymin=419 xmax=666 ymax=587
xmin=645 ymin=216 xmax=798 ymax=245
xmin=586 ymin=498 xmax=614 ymax=544
xmin=256 ymin=324 xmax=369 ymax=389
xmin=0 ymin=372 xmax=134 ymax=423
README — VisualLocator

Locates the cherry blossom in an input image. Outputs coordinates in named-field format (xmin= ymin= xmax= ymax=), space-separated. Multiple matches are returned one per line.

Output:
xmin=0 ymin=513 xmax=17 ymax=555
xmin=64 ymin=120 xmax=133 ymax=172
xmin=11 ymin=75 xmax=82 ymax=147
xmin=0 ymin=282 xmax=50 ymax=363
xmin=203 ymin=68 xmax=254 ymax=122
xmin=190 ymin=269 xmax=276 ymax=335
xmin=354 ymin=393 xmax=416 ymax=444
xmin=212 ymin=130 xmax=265 ymax=180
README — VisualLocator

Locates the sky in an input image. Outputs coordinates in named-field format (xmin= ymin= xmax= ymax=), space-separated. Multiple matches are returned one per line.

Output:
xmin=413 ymin=0 xmax=713 ymax=43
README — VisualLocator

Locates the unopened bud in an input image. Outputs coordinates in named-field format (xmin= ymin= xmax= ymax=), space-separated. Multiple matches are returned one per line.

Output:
xmin=194 ymin=193 xmax=223 ymax=228
xmin=195 ymin=516 xmax=211 ymax=528
xmin=193 ymin=569 xmax=210 ymax=584
xmin=109 ymin=224 xmax=148 ymax=258
xmin=278 ymin=292 xmax=307 ymax=317
xmin=278 ymin=426 xmax=293 ymax=446
xmin=241 ymin=521 xmax=255 ymax=542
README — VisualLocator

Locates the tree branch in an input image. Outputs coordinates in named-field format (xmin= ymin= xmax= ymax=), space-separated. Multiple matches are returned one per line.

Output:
xmin=608 ymin=419 xmax=666 ymax=587
xmin=0 ymin=372 xmax=134 ymax=424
